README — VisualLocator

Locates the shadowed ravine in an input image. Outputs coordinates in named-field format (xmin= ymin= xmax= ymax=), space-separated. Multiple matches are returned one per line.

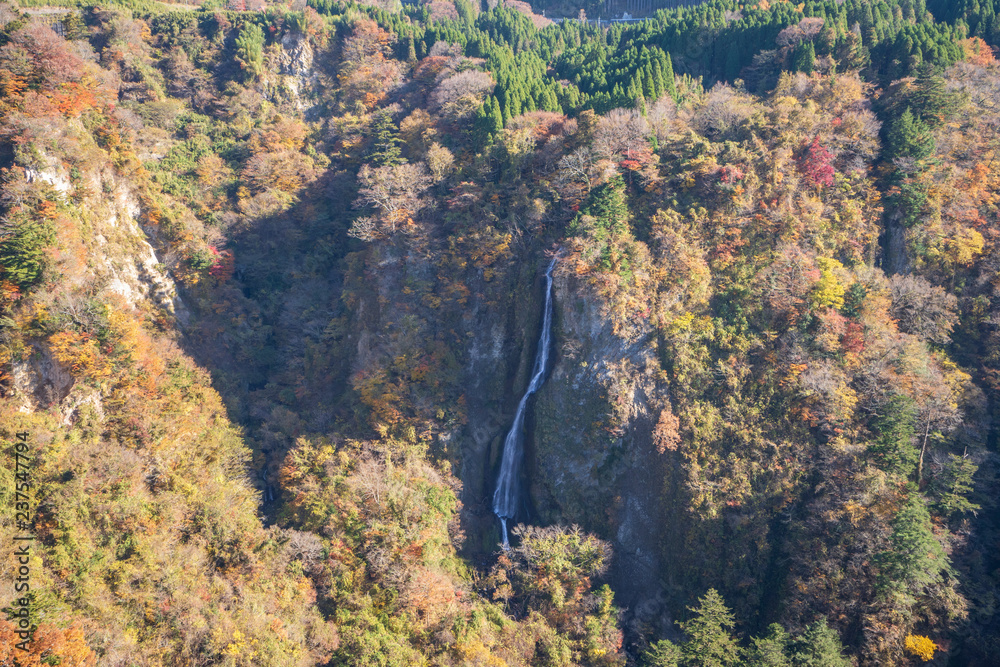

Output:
xmin=493 ymin=254 xmax=559 ymax=547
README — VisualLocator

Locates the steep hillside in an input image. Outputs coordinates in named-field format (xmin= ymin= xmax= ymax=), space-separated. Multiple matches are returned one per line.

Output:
xmin=0 ymin=1 xmax=998 ymax=666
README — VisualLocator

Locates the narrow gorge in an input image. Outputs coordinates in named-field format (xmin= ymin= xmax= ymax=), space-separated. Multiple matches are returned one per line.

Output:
xmin=1 ymin=2 xmax=998 ymax=665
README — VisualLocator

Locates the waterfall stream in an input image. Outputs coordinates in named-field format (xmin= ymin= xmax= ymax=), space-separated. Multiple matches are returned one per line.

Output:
xmin=493 ymin=254 xmax=559 ymax=548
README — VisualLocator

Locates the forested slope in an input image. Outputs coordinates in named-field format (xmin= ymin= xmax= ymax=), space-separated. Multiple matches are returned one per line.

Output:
xmin=0 ymin=0 xmax=997 ymax=666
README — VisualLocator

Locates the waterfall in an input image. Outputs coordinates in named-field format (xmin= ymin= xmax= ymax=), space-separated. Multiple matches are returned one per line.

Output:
xmin=493 ymin=254 xmax=559 ymax=548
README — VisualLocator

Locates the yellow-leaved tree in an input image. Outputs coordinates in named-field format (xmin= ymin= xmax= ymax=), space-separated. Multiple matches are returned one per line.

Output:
xmin=810 ymin=257 xmax=846 ymax=310
xmin=904 ymin=634 xmax=937 ymax=661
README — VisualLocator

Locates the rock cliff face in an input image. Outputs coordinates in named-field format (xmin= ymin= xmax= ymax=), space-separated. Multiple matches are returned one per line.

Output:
xmin=277 ymin=32 xmax=318 ymax=112
xmin=11 ymin=157 xmax=183 ymax=420
xmin=881 ymin=207 xmax=910 ymax=275
xmin=341 ymin=242 xmax=678 ymax=613
xmin=10 ymin=343 xmax=73 ymax=412
xmin=531 ymin=271 xmax=674 ymax=621
xmin=31 ymin=159 xmax=182 ymax=317
xmin=339 ymin=243 xmax=553 ymax=552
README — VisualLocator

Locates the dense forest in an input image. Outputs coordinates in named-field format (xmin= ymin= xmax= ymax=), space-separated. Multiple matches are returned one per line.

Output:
xmin=0 ymin=0 xmax=998 ymax=664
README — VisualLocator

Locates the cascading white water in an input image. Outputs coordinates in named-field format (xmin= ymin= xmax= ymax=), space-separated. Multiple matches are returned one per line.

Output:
xmin=493 ymin=254 xmax=559 ymax=548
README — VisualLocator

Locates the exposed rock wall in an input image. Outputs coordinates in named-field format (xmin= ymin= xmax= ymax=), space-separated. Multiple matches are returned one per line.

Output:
xmin=531 ymin=271 xmax=673 ymax=620
xmin=338 ymin=242 xmax=678 ymax=611
xmin=11 ymin=158 xmax=184 ymax=420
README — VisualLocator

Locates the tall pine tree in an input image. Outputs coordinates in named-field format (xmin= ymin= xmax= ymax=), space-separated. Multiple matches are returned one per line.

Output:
xmin=644 ymin=640 xmax=682 ymax=667
xmin=793 ymin=40 xmax=817 ymax=74
xmin=789 ymin=619 xmax=851 ymax=667
xmin=584 ymin=174 xmax=629 ymax=238
xmin=677 ymin=589 xmax=741 ymax=667
xmin=474 ymin=97 xmax=504 ymax=148
xmin=909 ymin=62 xmax=961 ymax=127
xmin=664 ymin=52 xmax=677 ymax=101
xmin=886 ymin=107 xmax=935 ymax=160
xmin=367 ymin=111 xmax=404 ymax=167
xmin=747 ymin=624 xmax=792 ymax=667
xmin=878 ymin=487 xmax=950 ymax=595
xmin=868 ymin=394 xmax=919 ymax=477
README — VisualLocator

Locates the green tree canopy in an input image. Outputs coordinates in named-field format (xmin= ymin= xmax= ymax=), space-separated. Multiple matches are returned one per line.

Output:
xmin=367 ymin=111 xmax=404 ymax=167
xmin=788 ymin=619 xmax=851 ymax=667
xmin=234 ymin=22 xmax=265 ymax=81
xmin=878 ymin=487 xmax=950 ymax=596
xmin=748 ymin=623 xmax=792 ymax=667
xmin=886 ymin=107 xmax=936 ymax=161
xmin=677 ymin=589 xmax=742 ymax=667
xmin=868 ymin=394 xmax=919 ymax=477
xmin=645 ymin=639 xmax=682 ymax=667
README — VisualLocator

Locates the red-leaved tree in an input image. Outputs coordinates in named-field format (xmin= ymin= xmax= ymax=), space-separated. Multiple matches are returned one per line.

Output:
xmin=799 ymin=136 xmax=835 ymax=188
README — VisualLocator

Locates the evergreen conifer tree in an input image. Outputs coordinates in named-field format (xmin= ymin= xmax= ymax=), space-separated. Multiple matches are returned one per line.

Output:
xmin=909 ymin=62 xmax=960 ymax=126
xmin=62 ymin=12 xmax=87 ymax=40
xmin=748 ymin=624 xmax=792 ymax=667
xmin=541 ymin=88 xmax=559 ymax=112
xmin=0 ymin=217 xmax=55 ymax=290
xmin=868 ymin=394 xmax=919 ymax=477
xmin=502 ymin=97 xmax=514 ymax=123
xmin=643 ymin=66 xmax=657 ymax=99
xmin=644 ymin=639 xmax=682 ymax=666
xmin=628 ymin=75 xmax=641 ymax=100
xmin=789 ymin=620 xmax=851 ymax=667
xmin=878 ymin=487 xmax=950 ymax=594
xmin=677 ymin=589 xmax=742 ymax=667
xmin=932 ymin=454 xmax=980 ymax=517
xmin=652 ymin=60 xmax=665 ymax=98
xmin=612 ymin=82 xmax=626 ymax=107
xmin=489 ymin=96 xmax=504 ymax=134
xmin=886 ymin=107 xmax=935 ymax=160
xmin=367 ymin=111 xmax=404 ymax=167
xmin=456 ymin=0 xmax=475 ymax=24
xmin=474 ymin=97 xmax=504 ymax=147
xmin=585 ymin=174 xmax=629 ymax=237
xmin=235 ymin=22 xmax=266 ymax=81
xmin=664 ymin=52 xmax=677 ymax=101
xmin=818 ymin=21 xmax=837 ymax=54
xmin=793 ymin=40 xmax=817 ymax=73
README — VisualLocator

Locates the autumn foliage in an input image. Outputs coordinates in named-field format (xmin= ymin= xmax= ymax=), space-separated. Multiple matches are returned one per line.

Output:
xmin=799 ymin=136 xmax=836 ymax=188
xmin=0 ymin=2 xmax=997 ymax=667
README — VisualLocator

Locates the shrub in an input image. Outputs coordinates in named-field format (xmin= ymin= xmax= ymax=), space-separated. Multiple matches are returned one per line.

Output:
xmin=904 ymin=634 xmax=937 ymax=661
xmin=0 ymin=211 xmax=54 ymax=290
